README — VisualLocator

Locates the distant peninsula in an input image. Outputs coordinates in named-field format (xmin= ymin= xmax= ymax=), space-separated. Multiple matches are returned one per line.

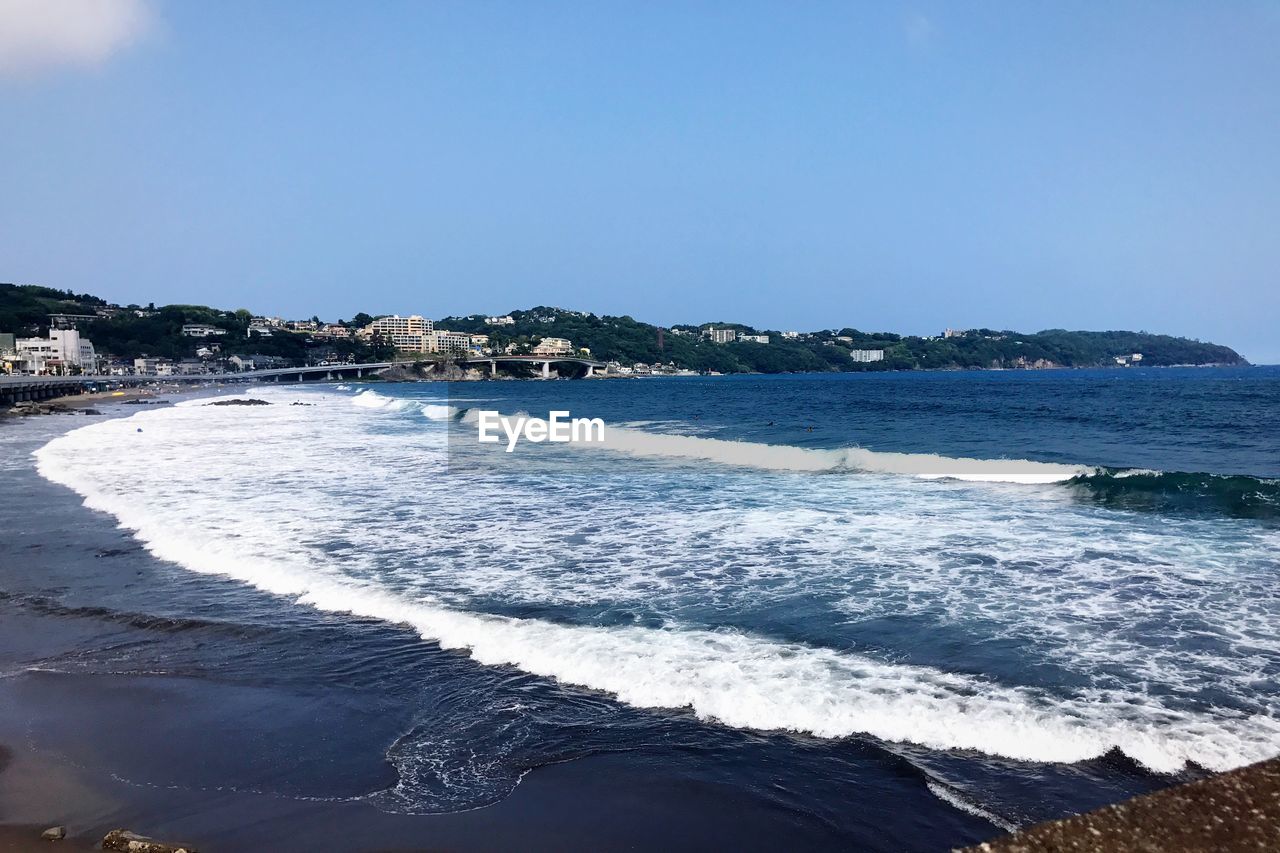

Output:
xmin=1 ymin=283 xmax=1249 ymax=376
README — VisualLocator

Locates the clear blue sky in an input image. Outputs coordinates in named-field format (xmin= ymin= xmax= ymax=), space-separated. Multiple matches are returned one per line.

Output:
xmin=2 ymin=2 xmax=1277 ymax=361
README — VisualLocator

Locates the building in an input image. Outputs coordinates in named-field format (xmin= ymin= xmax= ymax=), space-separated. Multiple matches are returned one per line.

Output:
xmin=0 ymin=333 xmax=17 ymax=374
xmin=195 ymin=344 xmax=221 ymax=359
xmin=228 ymin=354 xmax=288 ymax=371
xmin=850 ymin=349 xmax=885 ymax=363
xmin=781 ymin=331 xmax=800 ymax=339
xmin=133 ymin=357 xmax=171 ymax=375
xmin=358 ymin=315 xmax=434 ymax=351
xmin=182 ymin=324 xmax=226 ymax=337
xmin=943 ymin=328 xmax=966 ymax=338
xmin=430 ymin=330 xmax=472 ymax=355
xmin=313 ymin=324 xmax=353 ymax=339
xmin=739 ymin=334 xmax=769 ymax=344
xmin=247 ymin=317 xmax=276 ymax=337
xmin=485 ymin=315 xmax=515 ymax=326
xmin=703 ymin=328 xmax=737 ymax=344
xmin=14 ymin=329 xmax=98 ymax=374
xmin=532 ymin=337 xmax=575 ymax=356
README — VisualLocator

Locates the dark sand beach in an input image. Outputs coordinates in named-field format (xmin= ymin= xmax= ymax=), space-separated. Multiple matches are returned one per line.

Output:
xmin=0 ymin=397 xmax=980 ymax=851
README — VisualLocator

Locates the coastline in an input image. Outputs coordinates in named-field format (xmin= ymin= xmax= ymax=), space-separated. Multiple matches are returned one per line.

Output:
xmin=4 ymin=379 xmax=1273 ymax=851
xmin=0 ymin=391 xmax=995 ymax=851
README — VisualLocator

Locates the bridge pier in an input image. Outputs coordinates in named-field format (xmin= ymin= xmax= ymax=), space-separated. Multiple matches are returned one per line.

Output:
xmin=541 ymin=362 xmax=550 ymax=379
xmin=356 ymin=368 xmax=363 ymax=378
xmin=490 ymin=361 xmax=497 ymax=377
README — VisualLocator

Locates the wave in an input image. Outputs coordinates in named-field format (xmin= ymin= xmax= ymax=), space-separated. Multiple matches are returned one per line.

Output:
xmin=454 ymin=409 xmax=1089 ymax=484
xmin=31 ymin=422 xmax=1280 ymax=774
xmin=351 ymin=389 xmax=460 ymax=421
xmin=590 ymin=427 xmax=1092 ymax=483
xmin=1068 ymin=469 xmax=1280 ymax=520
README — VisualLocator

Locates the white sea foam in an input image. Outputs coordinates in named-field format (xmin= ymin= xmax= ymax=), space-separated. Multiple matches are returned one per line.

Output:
xmin=30 ymin=388 xmax=1280 ymax=775
xmin=586 ymin=425 xmax=1091 ymax=483
xmin=351 ymin=389 xmax=457 ymax=420
xmin=926 ymin=781 xmax=1020 ymax=833
xmin=462 ymin=407 xmax=1090 ymax=483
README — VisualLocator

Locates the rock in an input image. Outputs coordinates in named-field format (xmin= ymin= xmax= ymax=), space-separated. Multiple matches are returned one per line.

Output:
xmin=41 ymin=825 xmax=66 ymax=840
xmin=101 ymin=829 xmax=199 ymax=853
xmin=203 ymin=398 xmax=271 ymax=406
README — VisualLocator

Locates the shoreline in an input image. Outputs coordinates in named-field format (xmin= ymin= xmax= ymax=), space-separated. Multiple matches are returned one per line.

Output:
xmin=2 ymin=384 xmax=1272 ymax=851
xmin=0 ymin=396 xmax=995 ymax=851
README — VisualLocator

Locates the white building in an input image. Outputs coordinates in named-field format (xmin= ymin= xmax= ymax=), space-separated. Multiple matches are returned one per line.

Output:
xmin=248 ymin=317 xmax=277 ymax=337
xmin=359 ymin=315 xmax=434 ymax=351
xmin=430 ymin=330 xmax=472 ymax=355
xmin=133 ymin=357 xmax=174 ymax=376
xmin=15 ymin=329 xmax=97 ymax=374
xmin=532 ymin=337 xmax=575 ymax=356
xmin=850 ymin=349 xmax=885 ymax=363
xmin=739 ymin=334 xmax=769 ymax=344
xmin=182 ymin=324 xmax=226 ymax=337
xmin=781 ymin=331 xmax=800 ymax=339
xmin=703 ymin=328 xmax=737 ymax=344
xmin=485 ymin=315 xmax=515 ymax=326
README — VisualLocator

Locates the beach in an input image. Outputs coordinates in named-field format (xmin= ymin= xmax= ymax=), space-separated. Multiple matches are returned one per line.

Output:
xmin=0 ymin=392 xmax=983 ymax=850
xmin=3 ymin=370 xmax=1278 ymax=851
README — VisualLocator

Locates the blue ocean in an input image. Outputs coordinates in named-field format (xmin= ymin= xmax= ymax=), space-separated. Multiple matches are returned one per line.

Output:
xmin=12 ymin=366 xmax=1280 ymax=849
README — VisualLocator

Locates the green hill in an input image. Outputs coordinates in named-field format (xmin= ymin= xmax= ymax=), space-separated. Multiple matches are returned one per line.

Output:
xmin=1 ymin=284 xmax=1249 ymax=372
xmin=438 ymin=307 xmax=1248 ymax=372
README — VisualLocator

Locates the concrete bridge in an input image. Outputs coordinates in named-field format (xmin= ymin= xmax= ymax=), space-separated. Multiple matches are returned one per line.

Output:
xmin=462 ymin=355 xmax=607 ymax=378
xmin=1 ymin=356 xmax=608 ymax=406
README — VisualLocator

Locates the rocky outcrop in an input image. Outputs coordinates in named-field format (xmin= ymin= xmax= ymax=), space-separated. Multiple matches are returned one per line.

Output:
xmin=41 ymin=825 xmax=66 ymax=840
xmin=203 ymin=398 xmax=271 ymax=406
xmin=961 ymin=756 xmax=1280 ymax=852
xmin=102 ymin=829 xmax=199 ymax=853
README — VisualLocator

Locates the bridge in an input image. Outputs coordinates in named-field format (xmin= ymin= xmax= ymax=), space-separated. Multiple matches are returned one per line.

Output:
xmin=0 ymin=355 xmax=609 ymax=407
xmin=461 ymin=355 xmax=607 ymax=378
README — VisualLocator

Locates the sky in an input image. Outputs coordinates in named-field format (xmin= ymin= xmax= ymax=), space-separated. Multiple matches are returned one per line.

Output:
xmin=1 ymin=1 xmax=1277 ymax=362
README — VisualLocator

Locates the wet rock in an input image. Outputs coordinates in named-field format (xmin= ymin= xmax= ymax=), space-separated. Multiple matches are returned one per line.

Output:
xmin=41 ymin=825 xmax=66 ymax=840
xmin=203 ymin=398 xmax=271 ymax=406
xmin=102 ymin=829 xmax=199 ymax=853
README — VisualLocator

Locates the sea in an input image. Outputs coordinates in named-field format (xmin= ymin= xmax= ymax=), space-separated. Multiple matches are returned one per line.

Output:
xmin=4 ymin=366 xmax=1279 ymax=850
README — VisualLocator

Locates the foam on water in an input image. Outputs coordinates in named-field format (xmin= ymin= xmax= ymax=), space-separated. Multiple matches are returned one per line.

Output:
xmin=32 ymin=387 xmax=1280 ymax=775
xmin=458 ymin=408 xmax=1089 ymax=483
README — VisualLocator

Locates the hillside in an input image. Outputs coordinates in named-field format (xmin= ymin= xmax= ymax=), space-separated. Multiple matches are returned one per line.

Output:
xmin=1 ymin=284 xmax=1249 ymax=372
xmin=438 ymin=307 xmax=1248 ymax=372
xmin=0 ymin=283 xmax=388 ymax=365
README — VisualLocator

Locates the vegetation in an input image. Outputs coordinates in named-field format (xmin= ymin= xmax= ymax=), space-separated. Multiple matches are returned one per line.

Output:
xmin=1 ymin=284 xmax=1247 ymax=372
xmin=438 ymin=307 xmax=1247 ymax=372
xmin=0 ymin=283 xmax=392 ymax=365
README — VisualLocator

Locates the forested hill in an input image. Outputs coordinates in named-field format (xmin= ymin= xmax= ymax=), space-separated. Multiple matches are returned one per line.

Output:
xmin=438 ymin=308 xmax=1249 ymax=372
xmin=0 ymin=284 xmax=1248 ymax=372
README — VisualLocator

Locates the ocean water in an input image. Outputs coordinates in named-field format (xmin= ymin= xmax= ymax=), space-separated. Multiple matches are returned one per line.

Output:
xmin=23 ymin=367 xmax=1280 ymax=847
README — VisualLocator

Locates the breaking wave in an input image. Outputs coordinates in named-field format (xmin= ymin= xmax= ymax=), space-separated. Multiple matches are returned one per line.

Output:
xmin=29 ymin=389 xmax=1280 ymax=777
xmin=1068 ymin=469 xmax=1280 ymax=520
